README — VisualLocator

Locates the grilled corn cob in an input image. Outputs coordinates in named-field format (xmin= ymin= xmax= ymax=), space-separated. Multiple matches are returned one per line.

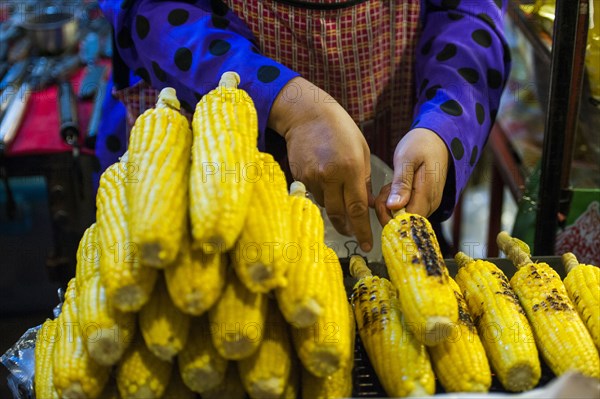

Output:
xmin=53 ymin=278 xmax=110 ymax=398
xmin=209 ymin=268 xmax=268 ymax=359
xmin=97 ymin=161 xmax=158 ymax=312
xmin=126 ymin=88 xmax=191 ymax=268
xmin=76 ymin=223 xmax=100 ymax=291
xmin=498 ymin=231 xmax=600 ymax=379
xmin=162 ymin=365 xmax=196 ymax=399
xmin=232 ymin=152 xmax=290 ymax=293
xmin=178 ymin=316 xmax=228 ymax=393
xmin=563 ymin=252 xmax=600 ymax=350
xmin=139 ymin=276 xmax=190 ymax=361
xmin=238 ymin=302 xmax=292 ymax=398
xmin=454 ymin=252 xmax=540 ymax=392
xmin=189 ymin=72 xmax=259 ymax=251
xmin=78 ymin=274 xmax=136 ymax=366
xmin=164 ymin=234 xmax=226 ymax=316
xmin=35 ymin=318 xmax=60 ymax=399
xmin=275 ymin=181 xmax=327 ymax=328
xmin=302 ymin=303 xmax=355 ymax=399
xmin=116 ymin=334 xmax=173 ymax=399
xmin=381 ymin=210 xmax=458 ymax=346
xmin=201 ymin=363 xmax=246 ymax=399
xmin=293 ymin=247 xmax=352 ymax=377
xmin=350 ymin=256 xmax=435 ymax=397
xmin=428 ymin=275 xmax=491 ymax=392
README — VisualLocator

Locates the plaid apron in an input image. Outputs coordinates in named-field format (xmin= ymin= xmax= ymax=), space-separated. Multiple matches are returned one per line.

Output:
xmin=116 ymin=0 xmax=421 ymax=165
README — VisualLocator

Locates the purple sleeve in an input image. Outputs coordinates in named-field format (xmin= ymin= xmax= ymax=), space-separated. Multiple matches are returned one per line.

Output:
xmin=413 ymin=0 xmax=511 ymax=221
xmin=99 ymin=0 xmax=299 ymax=150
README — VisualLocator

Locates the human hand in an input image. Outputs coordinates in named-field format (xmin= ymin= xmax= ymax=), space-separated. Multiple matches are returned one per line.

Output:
xmin=268 ymin=77 xmax=373 ymax=252
xmin=374 ymin=128 xmax=449 ymax=226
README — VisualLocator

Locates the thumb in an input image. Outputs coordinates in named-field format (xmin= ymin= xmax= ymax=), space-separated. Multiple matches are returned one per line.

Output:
xmin=386 ymin=167 xmax=414 ymax=211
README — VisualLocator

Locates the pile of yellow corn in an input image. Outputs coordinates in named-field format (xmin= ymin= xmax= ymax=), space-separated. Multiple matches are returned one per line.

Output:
xmin=31 ymin=72 xmax=600 ymax=398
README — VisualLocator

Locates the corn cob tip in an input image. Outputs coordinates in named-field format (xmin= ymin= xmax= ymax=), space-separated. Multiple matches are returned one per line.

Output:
xmin=424 ymin=316 xmax=454 ymax=346
xmin=290 ymin=299 xmax=323 ymax=328
xmin=290 ymin=181 xmax=306 ymax=197
xmin=454 ymin=251 xmax=474 ymax=268
xmin=390 ymin=208 xmax=406 ymax=217
xmin=561 ymin=252 xmax=580 ymax=274
xmin=496 ymin=231 xmax=532 ymax=269
xmin=349 ymin=255 xmax=372 ymax=280
xmin=156 ymin=87 xmax=180 ymax=110
xmin=504 ymin=364 xmax=541 ymax=392
xmin=248 ymin=378 xmax=284 ymax=399
xmin=219 ymin=72 xmax=240 ymax=89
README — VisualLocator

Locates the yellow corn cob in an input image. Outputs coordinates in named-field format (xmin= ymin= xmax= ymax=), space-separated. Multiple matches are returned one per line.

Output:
xmin=238 ymin=302 xmax=292 ymax=398
xmin=301 ymin=303 xmax=355 ymax=399
xmin=454 ymin=252 xmax=540 ymax=392
xmin=563 ymin=252 xmax=600 ymax=350
xmin=275 ymin=181 xmax=327 ymax=328
xmin=76 ymin=223 xmax=100 ymax=291
xmin=35 ymin=318 xmax=60 ymax=399
xmin=164 ymin=234 xmax=226 ymax=316
xmin=201 ymin=363 xmax=246 ymax=399
xmin=139 ymin=276 xmax=190 ymax=361
xmin=381 ymin=210 xmax=458 ymax=346
xmin=498 ymin=231 xmax=600 ymax=379
xmin=232 ymin=152 xmax=290 ymax=293
xmin=126 ymin=88 xmax=191 ymax=268
xmin=189 ymin=72 xmax=259 ymax=251
xmin=293 ymin=247 xmax=352 ymax=377
xmin=77 ymin=274 xmax=136 ymax=366
xmin=162 ymin=365 xmax=196 ymax=399
xmin=178 ymin=316 xmax=228 ymax=393
xmin=350 ymin=256 xmax=435 ymax=397
xmin=428 ymin=275 xmax=492 ymax=393
xmin=53 ymin=278 xmax=110 ymax=398
xmin=209 ymin=268 xmax=268 ymax=359
xmin=97 ymin=161 xmax=158 ymax=312
xmin=116 ymin=334 xmax=173 ymax=399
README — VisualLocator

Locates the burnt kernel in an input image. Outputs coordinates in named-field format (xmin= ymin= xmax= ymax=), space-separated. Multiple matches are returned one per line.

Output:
xmin=412 ymin=255 xmax=420 ymax=264
xmin=532 ymin=304 xmax=540 ymax=311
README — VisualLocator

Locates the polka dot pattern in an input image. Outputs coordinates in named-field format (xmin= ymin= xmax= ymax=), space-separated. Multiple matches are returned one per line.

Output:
xmin=477 ymin=13 xmax=495 ymax=29
xmin=174 ymin=48 xmax=193 ymax=71
xmin=448 ymin=12 xmax=464 ymax=21
xmin=487 ymin=68 xmax=502 ymax=89
xmin=168 ymin=9 xmax=189 ymax=26
xmin=494 ymin=0 xmax=502 ymax=8
xmin=458 ymin=68 xmax=479 ymax=84
xmin=469 ymin=146 xmax=478 ymax=167
xmin=425 ymin=85 xmax=441 ymax=100
xmin=436 ymin=44 xmax=457 ymax=61
xmin=135 ymin=67 xmax=150 ymax=83
xmin=441 ymin=0 xmax=461 ymax=9
xmin=152 ymin=61 xmax=167 ymax=82
xmin=211 ymin=0 xmax=230 ymax=16
xmin=440 ymin=100 xmax=463 ymax=116
xmin=450 ymin=137 xmax=464 ymax=160
xmin=136 ymin=15 xmax=150 ymax=39
xmin=421 ymin=37 xmax=434 ymax=55
xmin=472 ymin=29 xmax=492 ymax=48
xmin=209 ymin=39 xmax=231 ymax=56
xmin=257 ymin=66 xmax=280 ymax=83
xmin=475 ymin=103 xmax=485 ymax=125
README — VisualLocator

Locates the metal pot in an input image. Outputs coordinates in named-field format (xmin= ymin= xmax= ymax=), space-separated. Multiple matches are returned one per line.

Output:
xmin=22 ymin=11 xmax=78 ymax=55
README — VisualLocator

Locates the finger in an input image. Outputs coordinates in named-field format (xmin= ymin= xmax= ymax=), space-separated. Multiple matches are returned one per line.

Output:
xmin=366 ymin=175 xmax=376 ymax=208
xmin=343 ymin=179 xmax=373 ymax=252
xmin=374 ymin=183 xmax=393 ymax=226
xmin=386 ymin=161 xmax=416 ymax=211
xmin=323 ymin=184 xmax=350 ymax=237
xmin=404 ymin=165 xmax=435 ymax=217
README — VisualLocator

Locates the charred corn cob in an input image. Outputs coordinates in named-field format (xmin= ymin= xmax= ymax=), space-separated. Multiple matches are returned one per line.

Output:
xmin=454 ymin=252 xmax=540 ymax=392
xmin=302 ymin=303 xmax=355 ymax=399
xmin=201 ymin=363 xmax=246 ymax=399
xmin=563 ymin=252 xmax=600 ymax=350
xmin=293 ymin=247 xmax=353 ymax=377
xmin=97 ymin=161 xmax=158 ymax=312
xmin=232 ymin=152 xmax=290 ymax=293
xmin=275 ymin=181 xmax=327 ymax=328
xmin=350 ymin=256 xmax=435 ymax=397
xmin=76 ymin=223 xmax=100 ymax=291
xmin=209 ymin=268 xmax=268 ymax=359
xmin=381 ymin=210 xmax=458 ymax=346
xmin=178 ymin=316 xmax=228 ymax=393
xmin=498 ymin=231 xmax=600 ymax=379
xmin=139 ymin=276 xmax=190 ymax=361
xmin=162 ymin=365 xmax=196 ymax=399
xmin=78 ymin=274 xmax=136 ymax=366
xmin=35 ymin=318 xmax=60 ymax=399
xmin=164 ymin=234 xmax=226 ymax=316
xmin=238 ymin=302 xmax=292 ymax=398
xmin=189 ymin=72 xmax=259 ymax=251
xmin=53 ymin=278 xmax=110 ymax=398
xmin=116 ymin=334 xmax=173 ymax=399
xmin=428 ymin=275 xmax=492 ymax=393
xmin=126 ymin=88 xmax=191 ymax=268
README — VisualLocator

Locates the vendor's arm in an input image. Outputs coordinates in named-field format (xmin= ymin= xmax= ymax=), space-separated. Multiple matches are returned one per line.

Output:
xmin=377 ymin=0 xmax=511 ymax=224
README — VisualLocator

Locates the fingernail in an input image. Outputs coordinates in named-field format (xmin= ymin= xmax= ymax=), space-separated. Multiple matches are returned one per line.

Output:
xmin=360 ymin=242 xmax=372 ymax=252
xmin=387 ymin=194 xmax=401 ymax=207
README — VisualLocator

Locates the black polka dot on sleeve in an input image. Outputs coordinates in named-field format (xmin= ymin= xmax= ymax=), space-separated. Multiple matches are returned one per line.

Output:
xmin=477 ymin=13 xmax=496 ymax=29
xmin=106 ymin=134 xmax=122 ymax=153
xmin=212 ymin=14 xmax=230 ymax=29
xmin=448 ymin=12 xmax=464 ymax=21
xmin=210 ymin=0 xmax=230 ymax=16
xmin=174 ymin=48 xmax=193 ymax=71
xmin=441 ymin=0 xmax=461 ymax=9
xmin=117 ymin=28 xmax=133 ymax=49
xmin=503 ymin=42 xmax=512 ymax=63
xmin=209 ymin=39 xmax=231 ymax=56
xmin=136 ymin=15 xmax=150 ymax=39
xmin=487 ymin=69 xmax=502 ymax=89
xmin=152 ymin=61 xmax=167 ymax=82
xmin=421 ymin=37 xmax=434 ymax=55
xmin=469 ymin=146 xmax=479 ymax=167
xmin=494 ymin=0 xmax=502 ymax=9
xmin=472 ymin=29 xmax=492 ymax=48
xmin=450 ymin=137 xmax=464 ymax=160
xmin=436 ymin=44 xmax=457 ymax=61
xmin=168 ymin=9 xmax=189 ymax=26
xmin=425 ymin=84 xmax=441 ymax=100
xmin=135 ymin=67 xmax=151 ymax=83
xmin=458 ymin=68 xmax=479 ymax=84
xmin=419 ymin=78 xmax=429 ymax=95
xmin=257 ymin=66 xmax=280 ymax=83
xmin=440 ymin=99 xmax=463 ymax=116
xmin=475 ymin=103 xmax=485 ymax=125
